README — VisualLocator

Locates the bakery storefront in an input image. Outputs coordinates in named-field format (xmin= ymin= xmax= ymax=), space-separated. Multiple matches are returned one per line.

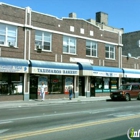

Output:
xmin=0 ymin=57 xmax=28 ymax=99
xmin=29 ymin=60 xmax=79 ymax=99
xmin=90 ymin=66 xmax=123 ymax=96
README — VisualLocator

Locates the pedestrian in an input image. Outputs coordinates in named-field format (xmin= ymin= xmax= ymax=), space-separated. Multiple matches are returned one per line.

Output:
xmin=68 ymin=82 xmax=73 ymax=100
xmin=40 ymin=82 xmax=46 ymax=101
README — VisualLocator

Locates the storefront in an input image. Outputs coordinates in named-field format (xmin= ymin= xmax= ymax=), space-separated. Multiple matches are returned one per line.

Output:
xmin=122 ymin=68 xmax=140 ymax=84
xmin=29 ymin=60 xmax=79 ymax=98
xmin=91 ymin=66 xmax=123 ymax=96
xmin=77 ymin=62 xmax=93 ymax=97
xmin=0 ymin=57 xmax=28 ymax=96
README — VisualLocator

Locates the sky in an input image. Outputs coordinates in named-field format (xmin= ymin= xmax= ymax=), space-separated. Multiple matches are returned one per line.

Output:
xmin=0 ymin=0 xmax=140 ymax=33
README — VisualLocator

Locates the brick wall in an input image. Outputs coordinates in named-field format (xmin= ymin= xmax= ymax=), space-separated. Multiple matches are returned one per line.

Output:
xmin=0 ymin=3 xmax=121 ymax=68
xmin=0 ymin=4 xmax=25 ymax=24
xmin=122 ymin=31 xmax=140 ymax=57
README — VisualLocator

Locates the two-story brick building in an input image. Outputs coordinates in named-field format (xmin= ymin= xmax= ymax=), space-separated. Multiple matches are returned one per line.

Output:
xmin=0 ymin=3 xmax=124 ymax=101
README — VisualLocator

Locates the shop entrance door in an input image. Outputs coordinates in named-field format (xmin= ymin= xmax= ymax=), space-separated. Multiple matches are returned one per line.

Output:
xmin=79 ymin=77 xmax=85 ymax=96
xmin=30 ymin=76 xmax=38 ymax=99
xmin=90 ymin=78 xmax=95 ymax=97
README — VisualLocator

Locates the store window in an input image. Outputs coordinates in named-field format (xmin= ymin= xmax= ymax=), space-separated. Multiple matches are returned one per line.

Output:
xmin=0 ymin=23 xmax=17 ymax=47
xmin=122 ymin=78 xmax=140 ymax=84
xmin=110 ymin=78 xmax=118 ymax=91
xmin=64 ymin=77 xmax=73 ymax=94
xmin=105 ymin=44 xmax=115 ymax=59
xmin=95 ymin=77 xmax=103 ymax=92
xmin=86 ymin=40 xmax=97 ymax=57
xmin=0 ymin=73 xmax=23 ymax=95
xmin=63 ymin=36 xmax=76 ymax=54
xmin=48 ymin=75 xmax=63 ymax=94
xmin=103 ymin=78 xmax=110 ymax=92
xmin=35 ymin=30 xmax=52 ymax=51
xmin=38 ymin=76 xmax=48 ymax=94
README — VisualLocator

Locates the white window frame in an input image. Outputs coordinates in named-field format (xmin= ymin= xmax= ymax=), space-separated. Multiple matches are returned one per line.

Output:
xmin=35 ymin=30 xmax=52 ymax=51
xmin=86 ymin=40 xmax=97 ymax=57
xmin=0 ymin=23 xmax=17 ymax=47
xmin=70 ymin=26 xmax=74 ymax=32
xmin=80 ymin=28 xmax=84 ymax=34
xmin=90 ymin=30 xmax=94 ymax=36
xmin=137 ymin=40 xmax=140 ymax=47
xmin=63 ymin=36 xmax=76 ymax=54
xmin=105 ymin=44 xmax=115 ymax=59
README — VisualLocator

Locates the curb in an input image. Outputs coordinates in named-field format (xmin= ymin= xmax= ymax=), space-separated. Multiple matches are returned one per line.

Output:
xmin=0 ymin=96 xmax=110 ymax=109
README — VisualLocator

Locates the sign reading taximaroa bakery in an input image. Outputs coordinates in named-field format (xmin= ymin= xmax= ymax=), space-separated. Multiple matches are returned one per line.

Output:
xmin=31 ymin=67 xmax=79 ymax=75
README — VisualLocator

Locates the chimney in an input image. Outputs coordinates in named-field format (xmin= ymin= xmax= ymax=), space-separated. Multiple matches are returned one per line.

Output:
xmin=96 ymin=12 xmax=108 ymax=25
xmin=69 ymin=12 xmax=77 ymax=18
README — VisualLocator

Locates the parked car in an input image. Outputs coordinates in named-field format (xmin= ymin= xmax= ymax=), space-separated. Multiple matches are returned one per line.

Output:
xmin=110 ymin=83 xmax=140 ymax=101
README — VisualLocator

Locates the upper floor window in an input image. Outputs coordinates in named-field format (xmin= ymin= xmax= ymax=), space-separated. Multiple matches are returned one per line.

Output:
xmin=63 ymin=36 xmax=76 ymax=54
xmin=0 ymin=23 xmax=17 ymax=47
xmin=70 ymin=26 xmax=74 ymax=32
xmin=137 ymin=40 xmax=140 ymax=47
xmin=105 ymin=44 xmax=115 ymax=59
xmin=86 ymin=40 xmax=97 ymax=57
xmin=35 ymin=30 xmax=52 ymax=51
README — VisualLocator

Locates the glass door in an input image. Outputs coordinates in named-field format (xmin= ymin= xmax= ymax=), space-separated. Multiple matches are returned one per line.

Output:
xmin=79 ymin=77 xmax=85 ymax=96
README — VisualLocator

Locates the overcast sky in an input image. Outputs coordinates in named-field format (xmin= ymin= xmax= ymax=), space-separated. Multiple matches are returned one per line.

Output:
xmin=1 ymin=0 xmax=140 ymax=33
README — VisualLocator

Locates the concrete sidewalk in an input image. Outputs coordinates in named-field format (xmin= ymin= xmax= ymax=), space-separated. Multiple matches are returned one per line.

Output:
xmin=0 ymin=96 xmax=110 ymax=109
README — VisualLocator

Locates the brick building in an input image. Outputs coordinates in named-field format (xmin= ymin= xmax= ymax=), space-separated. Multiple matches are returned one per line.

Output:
xmin=0 ymin=3 xmax=124 ymax=101
xmin=121 ymin=31 xmax=140 ymax=84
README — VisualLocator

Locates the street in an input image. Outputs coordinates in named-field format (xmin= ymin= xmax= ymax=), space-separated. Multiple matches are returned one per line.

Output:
xmin=0 ymin=99 xmax=140 ymax=140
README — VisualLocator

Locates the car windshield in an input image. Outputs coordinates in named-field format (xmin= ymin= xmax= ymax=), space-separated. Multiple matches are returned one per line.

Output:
xmin=119 ymin=85 xmax=131 ymax=90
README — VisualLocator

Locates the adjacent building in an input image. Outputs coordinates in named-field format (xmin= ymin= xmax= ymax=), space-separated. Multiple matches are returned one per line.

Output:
xmin=122 ymin=31 xmax=140 ymax=84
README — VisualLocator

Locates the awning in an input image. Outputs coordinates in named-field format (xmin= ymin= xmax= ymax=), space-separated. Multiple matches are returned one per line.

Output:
xmin=0 ymin=57 xmax=28 ymax=73
xmin=123 ymin=68 xmax=140 ymax=78
xmin=92 ymin=66 xmax=123 ymax=77
xmin=30 ymin=60 xmax=79 ymax=75
xmin=77 ymin=62 xmax=93 ymax=76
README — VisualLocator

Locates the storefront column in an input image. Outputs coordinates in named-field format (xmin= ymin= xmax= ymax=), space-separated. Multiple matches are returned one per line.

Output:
xmin=74 ymin=76 xmax=79 ymax=98
xmin=23 ymin=73 xmax=29 ymax=101
xmin=118 ymin=77 xmax=122 ymax=87
xmin=85 ymin=76 xmax=90 ymax=97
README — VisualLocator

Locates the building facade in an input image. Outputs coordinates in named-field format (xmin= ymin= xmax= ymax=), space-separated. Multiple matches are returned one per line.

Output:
xmin=122 ymin=31 xmax=140 ymax=85
xmin=0 ymin=3 xmax=124 ymax=101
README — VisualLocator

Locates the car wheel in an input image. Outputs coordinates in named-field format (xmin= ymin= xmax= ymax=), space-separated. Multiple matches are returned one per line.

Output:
xmin=125 ymin=94 xmax=130 ymax=101
xmin=137 ymin=94 xmax=140 ymax=100
xmin=111 ymin=97 xmax=114 ymax=101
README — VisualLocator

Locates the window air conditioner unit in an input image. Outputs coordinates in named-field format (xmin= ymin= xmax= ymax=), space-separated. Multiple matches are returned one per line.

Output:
xmin=36 ymin=45 xmax=42 ymax=50
xmin=0 ymin=41 xmax=4 ymax=44
xmin=8 ymin=42 xmax=14 ymax=47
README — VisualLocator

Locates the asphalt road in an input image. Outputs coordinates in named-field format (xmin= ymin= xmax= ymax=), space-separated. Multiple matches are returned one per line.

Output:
xmin=0 ymin=99 xmax=140 ymax=140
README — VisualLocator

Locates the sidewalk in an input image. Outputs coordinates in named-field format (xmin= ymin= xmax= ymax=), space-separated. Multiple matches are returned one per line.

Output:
xmin=0 ymin=96 xmax=110 ymax=109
